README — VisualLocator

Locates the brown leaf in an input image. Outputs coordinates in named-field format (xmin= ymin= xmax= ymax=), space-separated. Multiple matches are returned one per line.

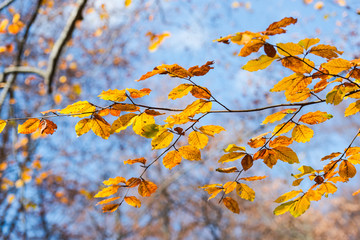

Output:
xmin=241 ymin=154 xmax=253 ymax=171
xmin=40 ymin=119 xmax=57 ymax=135
xmin=264 ymin=43 xmax=276 ymax=57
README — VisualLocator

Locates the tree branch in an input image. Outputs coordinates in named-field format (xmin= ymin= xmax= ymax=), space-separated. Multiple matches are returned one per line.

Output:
xmin=44 ymin=0 xmax=88 ymax=94
xmin=0 ymin=0 xmax=15 ymax=11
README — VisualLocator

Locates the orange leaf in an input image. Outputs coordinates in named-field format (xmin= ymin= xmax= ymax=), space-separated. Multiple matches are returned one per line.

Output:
xmin=144 ymin=109 xmax=165 ymax=116
xmin=163 ymin=150 xmax=182 ymax=170
xmin=223 ymin=197 xmax=240 ymax=214
xmin=103 ymin=177 xmax=126 ymax=185
xmin=75 ymin=119 xmax=92 ymax=137
xmin=292 ymin=125 xmax=314 ymax=143
xmin=94 ymin=185 xmax=120 ymax=198
xmin=126 ymin=178 xmax=141 ymax=188
xmin=98 ymin=89 xmax=127 ymax=102
xmin=124 ymin=157 xmax=146 ymax=165
xmin=241 ymin=154 xmax=253 ymax=171
xmin=18 ymin=118 xmax=40 ymax=134
xmin=111 ymin=103 xmax=139 ymax=112
xmin=127 ymin=88 xmax=151 ymax=98
xmin=309 ymin=44 xmax=343 ymax=59
xmin=269 ymin=136 xmax=293 ymax=148
xmin=190 ymin=86 xmax=211 ymax=99
xmin=188 ymin=61 xmax=214 ymax=76
xmin=102 ymin=203 xmax=119 ymax=213
xmin=124 ymin=196 xmax=141 ymax=208
xmin=91 ymin=114 xmax=111 ymax=139
xmin=239 ymin=176 xmax=267 ymax=181
xmin=339 ymin=160 xmax=356 ymax=179
xmin=299 ymin=111 xmax=333 ymax=124
xmin=96 ymin=197 xmax=121 ymax=206
xmin=39 ymin=119 xmax=57 ymax=135
xmin=138 ymin=180 xmax=157 ymax=197
xmin=216 ymin=167 xmax=239 ymax=173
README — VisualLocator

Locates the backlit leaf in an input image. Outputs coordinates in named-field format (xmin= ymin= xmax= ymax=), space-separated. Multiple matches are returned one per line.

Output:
xmin=274 ymin=200 xmax=296 ymax=215
xmin=299 ymin=111 xmax=333 ymax=124
xmin=138 ymin=180 xmax=157 ymax=197
xmin=292 ymin=125 xmax=314 ymax=143
xmin=339 ymin=160 xmax=356 ymax=179
xmin=0 ymin=120 xmax=6 ymax=133
xmin=126 ymin=88 xmax=151 ymax=98
xmin=148 ymin=32 xmax=171 ymax=52
xmin=103 ymin=177 xmax=126 ymax=185
xmin=178 ymin=145 xmax=201 ymax=161
xmin=216 ymin=167 xmax=238 ymax=173
xmin=190 ymin=86 xmax=211 ymax=99
xmin=199 ymin=125 xmax=225 ymax=136
xmin=321 ymin=58 xmax=351 ymax=75
xmin=242 ymin=54 xmax=278 ymax=72
xmin=326 ymin=86 xmax=345 ymax=105
xmin=273 ymin=122 xmax=296 ymax=136
xmin=289 ymin=195 xmax=310 ymax=217
xmin=264 ymin=43 xmax=277 ymax=57
xmin=241 ymin=154 xmax=253 ymax=171
xmin=223 ymin=197 xmax=240 ymax=214
xmin=239 ymin=176 xmax=267 ymax=181
xmin=98 ymin=89 xmax=127 ymax=102
xmin=124 ymin=157 xmax=147 ymax=165
xmin=188 ymin=61 xmax=214 ymax=76
xmin=136 ymin=64 xmax=169 ymax=81
xmin=318 ymin=182 xmax=337 ymax=196
xmin=224 ymin=144 xmax=246 ymax=152
xmin=298 ymin=38 xmax=320 ymax=50
xmin=91 ymin=114 xmax=111 ymax=139
xmin=219 ymin=152 xmax=246 ymax=163
xmin=239 ymin=39 xmax=264 ymax=57
xmin=266 ymin=17 xmax=297 ymax=32
xmin=151 ymin=130 xmax=174 ymax=149
xmin=223 ymin=181 xmax=237 ymax=194
xmin=124 ymin=196 xmax=141 ymax=208
xmin=126 ymin=178 xmax=141 ymax=188
xmin=236 ymin=183 xmax=255 ymax=201
xmin=188 ymin=131 xmax=208 ymax=149
xmin=277 ymin=42 xmax=303 ymax=56
xmin=111 ymin=113 xmax=137 ymax=133
xmin=59 ymin=101 xmax=95 ymax=117
xmin=133 ymin=113 xmax=155 ymax=136
xmin=309 ymin=44 xmax=343 ymax=59
xmin=111 ymin=103 xmax=139 ymax=112
xmin=39 ymin=119 xmax=57 ymax=135
xmin=274 ymin=190 xmax=303 ymax=203
xmin=94 ymin=185 xmax=120 ymax=198
xmin=345 ymin=100 xmax=360 ymax=117
xmin=144 ymin=109 xmax=165 ymax=116
xmin=18 ymin=118 xmax=40 ymax=134
xmin=263 ymin=150 xmax=278 ymax=168
xmin=96 ymin=197 xmax=121 ymax=206
xmin=102 ymin=203 xmax=119 ymax=213
xmin=269 ymin=136 xmax=293 ymax=148
xmin=163 ymin=150 xmax=182 ymax=170
xmin=262 ymin=111 xmax=287 ymax=125
xmin=168 ymin=84 xmax=193 ymax=100
xmin=75 ymin=119 xmax=92 ymax=136
xmin=273 ymin=146 xmax=299 ymax=164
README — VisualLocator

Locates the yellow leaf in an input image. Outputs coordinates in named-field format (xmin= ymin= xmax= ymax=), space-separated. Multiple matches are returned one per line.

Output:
xmin=289 ymin=196 xmax=310 ymax=217
xmin=126 ymin=178 xmax=141 ymax=188
xmin=239 ymin=176 xmax=267 ymax=181
xmin=96 ymin=197 xmax=121 ymax=206
xmin=223 ymin=181 xmax=237 ymax=194
xmin=136 ymin=64 xmax=169 ymax=82
xmin=281 ymin=57 xmax=314 ymax=74
xmin=138 ymin=180 xmax=157 ymax=197
xmin=298 ymin=38 xmax=320 ymax=50
xmin=18 ymin=118 xmax=40 ymax=134
xmin=285 ymin=88 xmax=311 ymax=103
xmin=309 ymin=44 xmax=343 ymax=59
xmin=273 ymin=122 xmax=296 ymax=136
xmin=339 ymin=160 xmax=356 ymax=179
xmin=262 ymin=111 xmax=287 ymax=125
xmin=238 ymin=39 xmax=264 ymax=57
xmin=242 ymin=54 xmax=278 ymax=72
xmin=223 ymin=197 xmax=240 ymax=214
xmin=248 ymin=137 xmax=266 ymax=148
xmin=206 ymin=187 xmax=223 ymax=200
xmin=273 ymin=200 xmax=296 ymax=216
xmin=91 ymin=114 xmax=111 ymax=139
xmin=124 ymin=157 xmax=147 ymax=165
xmin=111 ymin=113 xmax=137 ymax=133
xmin=103 ymin=177 xmax=126 ymax=185
xmin=273 ymin=146 xmax=299 ymax=164
xmin=318 ymin=182 xmax=337 ymax=196
xmin=236 ymin=183 xmax=255 ymax=201
xmin=163 ymin=150 xmax=182 ymax=170
xmin=276 ymin=42 xmax=303 ymax=56
xmin=224 ymin=144 xmax=246 ymax=152
xmin=348 ymin=154 xmax=360 ymax=165
xmin=218 ymin=152 xmax=246 ymax=163
xmin=274 ymin=190 xmax=303 ymax=203
xmin=148 ymin=32 xmax=171 ymax=52
xmin=321 ymin=58 xmax=351 ymax=75
xmin=0 ymin=120 xmax=6 ymax=133
xmin=326 ymin=86 xmax=345 ymax=105
xmin=199 ymin=125 xmax=225 ymax=136
xmin=269 ymin=136 xmax=293 ymax=148
xmin=299 ymin=111 xmax=333 ymax=124
xmin=165 ymin=100 xmax=212 ymax=125
xmin=94 ymin=185 xmax=120 ymax=198
xmin=271 ymin=73 xmax=303 ymax=92
xmin=151 ymin=130 xmax=174 ymax=149
xmin=98 ymin=89 xmax=127 ymax=102
xmin=124 ymin=196 xmax=141 ymax=208
xmin=178 ymin=145 xmax=201 ymax=161
xmin=352 ymin=189 xmax=360 ymax=196
xmin=190 ymin=86 xmax=211 ymax=99
xmin=345 ymin=100 xmax=360 ymax=117
xmin=188 ymin=131 xmax=208 ymax=149
xmin=216 ymin=167 xmax=239 ymax=173
xmin=168 ymin=84 xmax=193 ymax=100
xmin=59 ymin=101 xmax=96 ymax=117
xmin=102 ymin=203 xmax=119 ymax=213
xmin=307 ymin=189 xmax=323 ymax=201
xmin=124 ymin=0 xmax=131 ymax=7
xmin=126 ymin=88 xmax=151 ymax=98
xmin=132 ymin=113 xmax=155 ymax=136
xmin=292 ymin=125 xmax=314 ymax=143
xmin=75 ymin=118 xmax=92 ymax=137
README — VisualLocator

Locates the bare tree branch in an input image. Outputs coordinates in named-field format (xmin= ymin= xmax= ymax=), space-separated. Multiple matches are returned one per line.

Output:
xmin=44 ymin=0 xmax=88 ymax=94
xmin=0 ymin=0 xmax=15 ymax=11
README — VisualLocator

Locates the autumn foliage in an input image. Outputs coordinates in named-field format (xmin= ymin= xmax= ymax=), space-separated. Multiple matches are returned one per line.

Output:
xmin=3 ymin=15 xmax=360 ymax=219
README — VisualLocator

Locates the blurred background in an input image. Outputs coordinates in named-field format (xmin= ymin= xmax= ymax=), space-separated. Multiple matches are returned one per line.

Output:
xmin=1 ymin=0 xmax=360 ymax=239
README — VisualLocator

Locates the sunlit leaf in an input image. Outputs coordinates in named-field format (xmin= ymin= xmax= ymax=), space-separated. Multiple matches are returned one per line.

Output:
xmin=163 ymin=150 xmax=182 ymax=170
xmin=298 ymin=38 xmax=320 ymax=50
xmin=0 ymin=120 xmax=6 ymax=133
xmin=299 ymin=111 xmax=333 ymax=124
xmin=124 ymin=157 xmax=147 ymax=165
xmin=216 ymin=167 xmax=238 ymax=173
xmin=126 ymin=178 xmax=141 ymax=188
xmin=224 ymin=144 xmax=246 ymax=152
xmin=345 ymin=100 xmax=360 ymax=117
xmin=223 ymin=197 xmax=240 ymax=214
xmin=223 ymin=181 xmax=237 ymax=194
xmin=277 ymin=42 xmax=303 ymax=56
xmin=39 ymin=119 xmax=57 ymax=135
xmin=219 ymin=152 xmax=246 ymax=163
xmin=199 ymin=125 xmax=225 ymax=137
xmin=133 ymin=113 xmax=155 ymax=136
xmin=274 ymin=200 xmax=296 ymax=215
xmin=289 ymin=195 xmax=310 ymax=217
xmin=292 ymin=125 xmax=314 ymax=143
xmin=178 ymin=145 xmax=201 ymax=161
xmin=309 ymin=44 xmax=343 ymax=59
xmin=102 ymin=203 xmax=119 ymax=213
xmin=103 ymin=177 xmax=126 ymax=185
xmin=273 ymin=122 xmax=296 ymax=136
xmin=96 ymin=197 xmax=121 ymax=205
xmin=111 ymin=113 xmax=137 ymax=133
xmin=190 ymin=86 xmax=211 ymax=99
xmin=239 ymin=39 xmax=264 ymax=57
xmin=168 ymin=84 xmax=193 ymax=100
xmin=321 ymin=58 xmax=351 ymax=75
xmin=242 ymin=54 xmax=278 ymax=72
xmin=274 ymin=190 xmax=303 ymax=203
xmin=241 ymin=154 xmax=253 ymax=171
xmin=188 ymin=61 xmax=214 ymax=76
xmin=269 ymin=136 xmax=293 ymax=148
xmin=94 ymin=185 xmax=120 ymax=198
xmin=124 ymin=196 xmax=141 ymax=208
xmin=339 ymin=160 xmax=356 ymax=179
xmin=18 ymin=118 xmax=40 ymax=134
xmin=98 ymin=89 xmax=127 ymax=102
xmin=188 ymin=131 xmax=208 ymax=149
xmin=138 ymin=180 xmax=157 ymax=197
xmin=59 ymin=101 xmax=96 ymax=117
xmin=91 ymin=114 xmax=111 ymax=139
xmin=273 ymin=146 xmax=299 ymax=164
xmin=236 ymin=183 xmax=255 ymax=201
xmin=239 ymin=176 xmax=267 ymax=181
xmin=151 ymin=130 xmax=174 ymax=149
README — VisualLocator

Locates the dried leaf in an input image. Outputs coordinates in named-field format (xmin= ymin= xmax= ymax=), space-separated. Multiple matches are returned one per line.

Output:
xmin=223 ymin=197 xmax=240 ymax=214
xmin=138 ymin=180 xmax=157 ymax=197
